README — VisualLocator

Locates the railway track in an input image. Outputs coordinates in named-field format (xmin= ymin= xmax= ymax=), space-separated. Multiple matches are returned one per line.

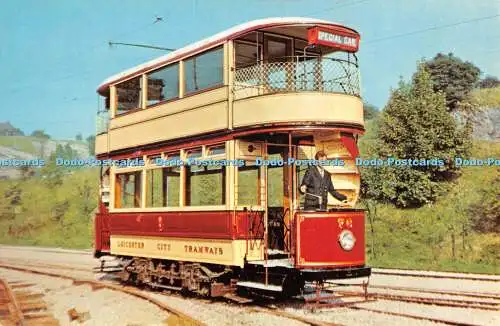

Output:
xmin=334 ymin=290 xmax=499 ymax=310
xmin=0 ymin=277 xmax=59 ymax=326
xmin=369 ymin=284 xmax=500 ymax=300
xmin=348 ymin=306 xmax=482 ymax=326
xmin=301 ymin=278 xmax=499 ymax=326
xmin=372 ymin=270 xmax=500 ymax=282
xmin=1 ymin=257 xmax=498 ymax=326
xmin=0 ymin=263 xmax=204 ymax=326
xmin=0 ymin=262 xmax=334 ymax=326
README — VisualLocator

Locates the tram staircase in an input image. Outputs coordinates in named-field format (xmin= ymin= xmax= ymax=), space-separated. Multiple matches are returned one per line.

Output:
xmin=237 ymin=179 xmax=295 ymax=293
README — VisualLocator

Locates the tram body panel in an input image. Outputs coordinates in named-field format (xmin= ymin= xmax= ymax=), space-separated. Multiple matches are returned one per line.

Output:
xmin=232 ymin=92 xmax=363 ymax=129
xmin=294 ymin=211 xmax=365 ymax=269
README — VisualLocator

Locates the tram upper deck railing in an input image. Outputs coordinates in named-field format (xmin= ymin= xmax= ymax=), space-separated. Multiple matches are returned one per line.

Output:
xmin=96 ymin=110 xmax=110 ymax=135
xmin=233 ymin=55 xmax=360 ymax=100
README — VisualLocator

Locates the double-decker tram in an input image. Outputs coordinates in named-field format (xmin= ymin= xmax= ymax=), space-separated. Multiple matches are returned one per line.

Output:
xmin=94 ymin=17 xmax=370 ymax=298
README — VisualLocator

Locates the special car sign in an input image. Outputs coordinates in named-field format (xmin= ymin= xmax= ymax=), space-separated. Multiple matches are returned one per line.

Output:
xmin=308 ymin=26 xmax=360 ymax=52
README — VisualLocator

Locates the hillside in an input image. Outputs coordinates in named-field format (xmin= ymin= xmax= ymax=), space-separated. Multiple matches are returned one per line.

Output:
xmin=0 ymin=136 xmax=90 ymax=179
xmin=471 ymin=86 xmax=500 ymax=141
xmin=0 ymin=136 xmax=90 ymax=158
xmin=361 ymin=140 xmax=499 ymax=274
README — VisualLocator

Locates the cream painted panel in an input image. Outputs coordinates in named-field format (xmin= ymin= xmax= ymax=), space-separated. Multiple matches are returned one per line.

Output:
xmin=95 ymin=133 xmax=108 ymax=155
xmin=110 ymin=87 xmax=228 ymax=129
xmin=233 ymin=93 xmax=363 ymax=128
xmin=109 ymin=102 xmax=228 ymax=151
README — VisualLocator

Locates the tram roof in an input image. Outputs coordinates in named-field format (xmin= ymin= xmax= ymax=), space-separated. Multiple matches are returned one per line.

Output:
xmin=97 ymin=17 xmax=359 ymax=95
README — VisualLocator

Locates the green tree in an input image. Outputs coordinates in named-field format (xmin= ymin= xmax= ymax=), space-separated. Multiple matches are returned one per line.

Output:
xmin=478 ymin=76 xmax=500 ymax=89
xmin=424 ymin=53 xmax=480 ymax=112
xmin=362 ymin=65 xmax=470 ymax=207
xmin=40 ymin=151 xmax=64 ymax=188
xmin=86 ymin=135 xmax=96 ymax=156
xmin=40 ymin=143 xmax=76 ymax=188
xmin=363 ymin=103 xmax=379 ymax=120
xmin=31 ymin=130 xmax=51 ymax=139
xmin=75 ymin=133 xmax=83 ymax=141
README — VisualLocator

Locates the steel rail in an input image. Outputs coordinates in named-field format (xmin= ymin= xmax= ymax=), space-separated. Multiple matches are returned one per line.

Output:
xmin=349 ymin=306 xmax=482 ymax=326
xmin=372 ymin=270 xmax=500 ymax=282
xmin=0 ymin=263 xmax=205 ymax=326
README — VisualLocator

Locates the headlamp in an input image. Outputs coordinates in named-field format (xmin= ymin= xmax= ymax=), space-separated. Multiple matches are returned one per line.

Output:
xmin=338 ymin=230 xmax=356 ymax=251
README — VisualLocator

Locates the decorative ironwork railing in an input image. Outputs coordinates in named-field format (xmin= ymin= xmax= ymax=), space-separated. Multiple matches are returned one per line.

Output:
xmin=96 ymin=110 xmax=109 ymax=135
xmin=233 ymin=55 xmax=360 ymax=100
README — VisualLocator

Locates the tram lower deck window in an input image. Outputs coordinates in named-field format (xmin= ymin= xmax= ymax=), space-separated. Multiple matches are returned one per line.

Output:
xmin=186 ymin=165 xmax=226 ymax=206
xmin=115 ymin=171 xmax=142 ymax=208
xmin=146 ymin=168 xmax=180 ymax=207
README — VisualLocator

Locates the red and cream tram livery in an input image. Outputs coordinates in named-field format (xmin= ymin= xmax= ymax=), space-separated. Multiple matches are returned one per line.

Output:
xmin=94 ymin=17 xmax=370 ymax=296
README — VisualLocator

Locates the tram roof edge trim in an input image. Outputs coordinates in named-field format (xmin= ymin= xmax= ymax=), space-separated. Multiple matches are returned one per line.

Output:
xmin=97 ymin=17 xmax=359 ymax=95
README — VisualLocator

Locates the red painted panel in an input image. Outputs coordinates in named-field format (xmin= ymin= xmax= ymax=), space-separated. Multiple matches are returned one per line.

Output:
xmin=94 ymin=213 xmax=111 ymax=252
xmin=106 ymin=211 xmax=264 ymax=240
xmin=295 ymin=211 xmax=365 ymax=268
xmin=340 ymin=134 xmax=359 ymax=158
xmin=307 ymin=26 xmax=360 ymax=52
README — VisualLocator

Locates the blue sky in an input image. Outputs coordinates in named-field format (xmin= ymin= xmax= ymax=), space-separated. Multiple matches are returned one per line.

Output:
xmin=1 ymin=0 xmax=499 ymax=140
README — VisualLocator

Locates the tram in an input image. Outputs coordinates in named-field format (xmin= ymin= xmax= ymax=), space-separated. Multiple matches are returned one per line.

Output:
xmin=93 ymin=17 xmax=370 ymax=297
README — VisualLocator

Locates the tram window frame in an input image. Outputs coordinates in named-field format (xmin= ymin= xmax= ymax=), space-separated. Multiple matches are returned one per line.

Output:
xmin=237 ymin=162 xmax=261 ymax=206
xmin=185 ymin=164 xmax=226 ymax=206
xmin=147 ymin=63 xmax=180 ymax=107
xmin=146 ymin=166 xmax=180 ymax=208
xmin=206 ymin=143 xmax=226 ymax=157
xmin=147 ymin=154 xmax=162 ymax=166
xmin=184 ymin=147 xmax=225 ymax=206
xmin=115 ymin=76 xmax=143 ymax=115
xmin=114 ymin=171 xmax=142 ymax=208
xmin=184 ymin=46 xmax=224 ymax=95
xmin=235 ymin=41 xmax=262 ymax=68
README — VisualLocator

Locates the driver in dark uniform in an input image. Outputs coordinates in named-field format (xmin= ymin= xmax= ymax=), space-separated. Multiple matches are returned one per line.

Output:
xmin=299 ymin=150 xmax=348 ymax=210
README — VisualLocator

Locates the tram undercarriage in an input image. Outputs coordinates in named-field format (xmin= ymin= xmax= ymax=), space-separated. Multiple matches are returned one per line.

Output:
xmin=103 ymin=251 xmax=371 ymax=300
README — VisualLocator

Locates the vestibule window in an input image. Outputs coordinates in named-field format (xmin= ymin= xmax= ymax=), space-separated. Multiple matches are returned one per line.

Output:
xmin=116 ymin=77 xmax=142 ymax=114
xmin=147 ymin=63 xmax=179 ymax=106
xmin=184 ymin=47 xmax=223 ymax=94
xmin=115 ymin=171 xmax=142 ymax=208
xmin=238 ymin=162 xmax=260 ymax=206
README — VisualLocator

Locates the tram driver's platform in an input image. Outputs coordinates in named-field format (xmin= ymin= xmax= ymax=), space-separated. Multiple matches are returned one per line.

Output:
xmin=245 ymin=252 xmax=371 ymax=281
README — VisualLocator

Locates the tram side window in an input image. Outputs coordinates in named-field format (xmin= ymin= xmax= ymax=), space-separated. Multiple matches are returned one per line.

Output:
xmin=184 ymin=47 xmax=223 ymax=94
xmin=146 ymin=167 xmax=180 ymax=207
xmin=186 ymin=165 xmax=226 ymax=206
xmin=238 ymin=163 xmax=260 ymax=206
xmin=116 ymin=77 xmax=142 ymax=114
xmin=115 ymin=171 xmax=142 ymax=208
xmin=147 ymin=63 xmax=179 ymax=106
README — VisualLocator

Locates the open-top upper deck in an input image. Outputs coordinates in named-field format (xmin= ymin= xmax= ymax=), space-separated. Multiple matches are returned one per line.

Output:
xmin=95 ymin=17 xmax=363 ymax=156
xmin=97 ymin=17 xmax=359 ymax=93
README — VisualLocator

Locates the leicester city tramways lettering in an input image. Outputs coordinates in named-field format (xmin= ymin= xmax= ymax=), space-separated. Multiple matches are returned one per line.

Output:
xmin=117 ymin=240 xmax=145 ymax=249
xmin=157 ymin=243 xmax=171 ymax=251
xmin=185 ymin=245 xmax=224 ymax=256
